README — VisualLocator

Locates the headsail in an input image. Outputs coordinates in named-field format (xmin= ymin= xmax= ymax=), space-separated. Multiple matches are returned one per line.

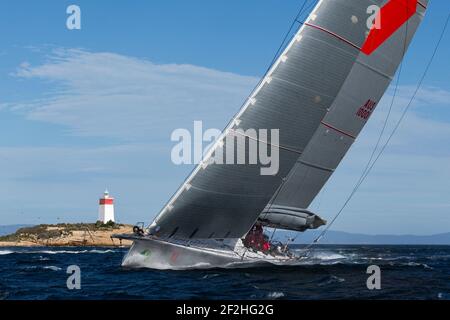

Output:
xmin=149 ymin=0 xmax=428 ymax=239
xmin=267 ymin=0 xmax=428 ymax=221
xmin=258 ymin=205 xmax=326 ymax=232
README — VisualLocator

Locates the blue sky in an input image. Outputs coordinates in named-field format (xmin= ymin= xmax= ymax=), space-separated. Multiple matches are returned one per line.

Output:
xmin=0 ymin=0 xmax=449 ymax=235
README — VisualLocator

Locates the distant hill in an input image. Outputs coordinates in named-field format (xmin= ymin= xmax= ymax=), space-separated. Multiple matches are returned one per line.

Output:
xmin=277 ymin=230 xmax=450 ymax=245
xmin=0 ymin=225 xmax=32 ymax=236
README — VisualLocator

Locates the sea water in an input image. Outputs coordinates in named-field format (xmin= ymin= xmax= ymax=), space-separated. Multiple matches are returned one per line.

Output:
xmin=0 ymin=245 xmax=448 ymax=300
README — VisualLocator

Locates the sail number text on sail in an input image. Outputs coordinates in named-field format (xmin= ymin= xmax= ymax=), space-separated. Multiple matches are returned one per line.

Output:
xmin=356 ymin=99 xmax=378 ymax=120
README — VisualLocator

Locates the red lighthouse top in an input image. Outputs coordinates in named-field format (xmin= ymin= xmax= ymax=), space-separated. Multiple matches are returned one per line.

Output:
xmin=99 ymin=190 xmax=114 ymax=205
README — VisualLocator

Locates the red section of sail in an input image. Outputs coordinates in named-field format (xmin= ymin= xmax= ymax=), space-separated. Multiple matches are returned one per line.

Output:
xmin=99 ymin=198 xmax=114 ymax=205
xmin=362 ymin=0 xmax=418 ymax=55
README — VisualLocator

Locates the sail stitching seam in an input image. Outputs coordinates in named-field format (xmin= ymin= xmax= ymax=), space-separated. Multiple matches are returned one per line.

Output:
xmin=304 ymin=22 xmax=361 ymax=51
xmin=230 ymin=129 xmax=303 ymax=155
xmin=320 ymin=121 xmax=356 ymax=139
xmin=298 ymin=159 xmax=335 ymax=172
xmin=271 ymin=75 xmax=335 ymax=100
xmin=189 ymin=184 xmax=267 ymax=198
xmin=355 ymin=60 xmax=393 ymax=80
xmin=417 ymin=1 xmax=427 ymax=9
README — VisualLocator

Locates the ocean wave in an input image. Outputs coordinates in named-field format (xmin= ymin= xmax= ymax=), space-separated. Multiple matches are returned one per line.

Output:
xmin=292 ymin=249 xmax=347 ymax=260
xmin=428 ymin=254 xmax=450 ymax=260
xmin=386 ymin=261 xmax=434 ymax=270
xmin=89 ymin=249 xmax=115 ymax=254
xmin=311 ymin=252 xmax=346 ymax=261
xmin=407 ymin=262 xmax=434 ymax=270
xmin=267 ymin=292 xmax=285 ymax=299
xmin=23 ymin=265 xmax=63 ymax=271
xmin=0 ymin=250 xmax=14 ymax=255
xmin=437 ymin=292 xmax=449 ymax=299
xmin=43 ymin=266 xmax=62 ymax=271
xmin=303 ymin=252 xmax=436 ymax=267
xmin=1 ymin=245 xmax=447 ymax=299
xmin=202 ymin=273 xmax=221 ymax=279
xmin=317 ymin=275 xmax=346 ymax=287
xmin=0 ymin=291 xmax=9 ymax=300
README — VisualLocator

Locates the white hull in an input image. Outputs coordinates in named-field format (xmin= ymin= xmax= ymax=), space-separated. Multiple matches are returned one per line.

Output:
xmin=121 ymin=237 xmax=297 ymax=270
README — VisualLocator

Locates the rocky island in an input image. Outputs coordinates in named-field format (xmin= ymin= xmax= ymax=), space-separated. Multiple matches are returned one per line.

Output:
xmin=0 ymin=222 xmax=133 ymax=247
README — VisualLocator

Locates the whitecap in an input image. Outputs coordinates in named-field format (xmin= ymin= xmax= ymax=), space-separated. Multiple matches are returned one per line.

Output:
xmin=317 ymin=253 xmax=346 ymax=260
xmin=267 ymin=292 xmax=285 ymax=299
xmin=332 ymin=275 xmax=345 ymax=283
xmin=202 ymin=273 xmax=220 ymax=279
xmin=24 ymin=249 xmax=115 ymax=255
xmin=304 ymin=252 xmax=347 ymax=264
xmin=43 ymin=266 xmax=62 ymax=271
xmin=89 ymin=249 xmax=115 ymax=254
xmin=405 ymin=262 xmax=434 ymax=270
xmin=36 ymin=250 xmax=88 ymax=254
xmin=0 ymin=250 xmax=14 ymax=255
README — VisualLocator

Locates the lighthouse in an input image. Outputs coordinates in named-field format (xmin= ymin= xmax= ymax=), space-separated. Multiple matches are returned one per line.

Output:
xmin=98 ymin=189 xmax=115 ymax=224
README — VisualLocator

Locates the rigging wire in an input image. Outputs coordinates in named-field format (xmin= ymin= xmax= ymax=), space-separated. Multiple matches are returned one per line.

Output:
xmin=300 ymin=10 xmax=450 ymax=256
xmin=267 ymin=0 xmax=317 ymax=71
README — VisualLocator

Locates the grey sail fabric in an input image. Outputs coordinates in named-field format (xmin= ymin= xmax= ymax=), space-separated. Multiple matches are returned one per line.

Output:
xmin=258 ymin=205 xmax=326 ymax=232
xmin=149 ymin=0 xmax=427 ymax=239
xmin=270 ymin=0 xmax=428 ymax=217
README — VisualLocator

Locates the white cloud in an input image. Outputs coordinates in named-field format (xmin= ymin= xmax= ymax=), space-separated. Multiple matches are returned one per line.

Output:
xmin=8 ymin=48 xmax=258 ymax=140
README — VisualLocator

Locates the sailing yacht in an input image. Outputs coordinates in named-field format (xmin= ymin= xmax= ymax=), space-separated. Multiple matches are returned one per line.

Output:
xmin=114 ymin=0 xmax=428 ymax=270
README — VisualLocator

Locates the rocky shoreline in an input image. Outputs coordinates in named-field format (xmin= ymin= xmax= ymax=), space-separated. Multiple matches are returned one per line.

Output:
xmin=0 ymin=223 xmax=133 ymax=247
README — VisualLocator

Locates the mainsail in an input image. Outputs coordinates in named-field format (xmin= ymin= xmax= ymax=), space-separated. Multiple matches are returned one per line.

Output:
xmin=149 ymin=0 xmax=428 ymax=239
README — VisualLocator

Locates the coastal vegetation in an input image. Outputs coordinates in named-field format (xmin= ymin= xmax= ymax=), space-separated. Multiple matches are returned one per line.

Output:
xmin=0 ymin=222 xmax=132 ymax=246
